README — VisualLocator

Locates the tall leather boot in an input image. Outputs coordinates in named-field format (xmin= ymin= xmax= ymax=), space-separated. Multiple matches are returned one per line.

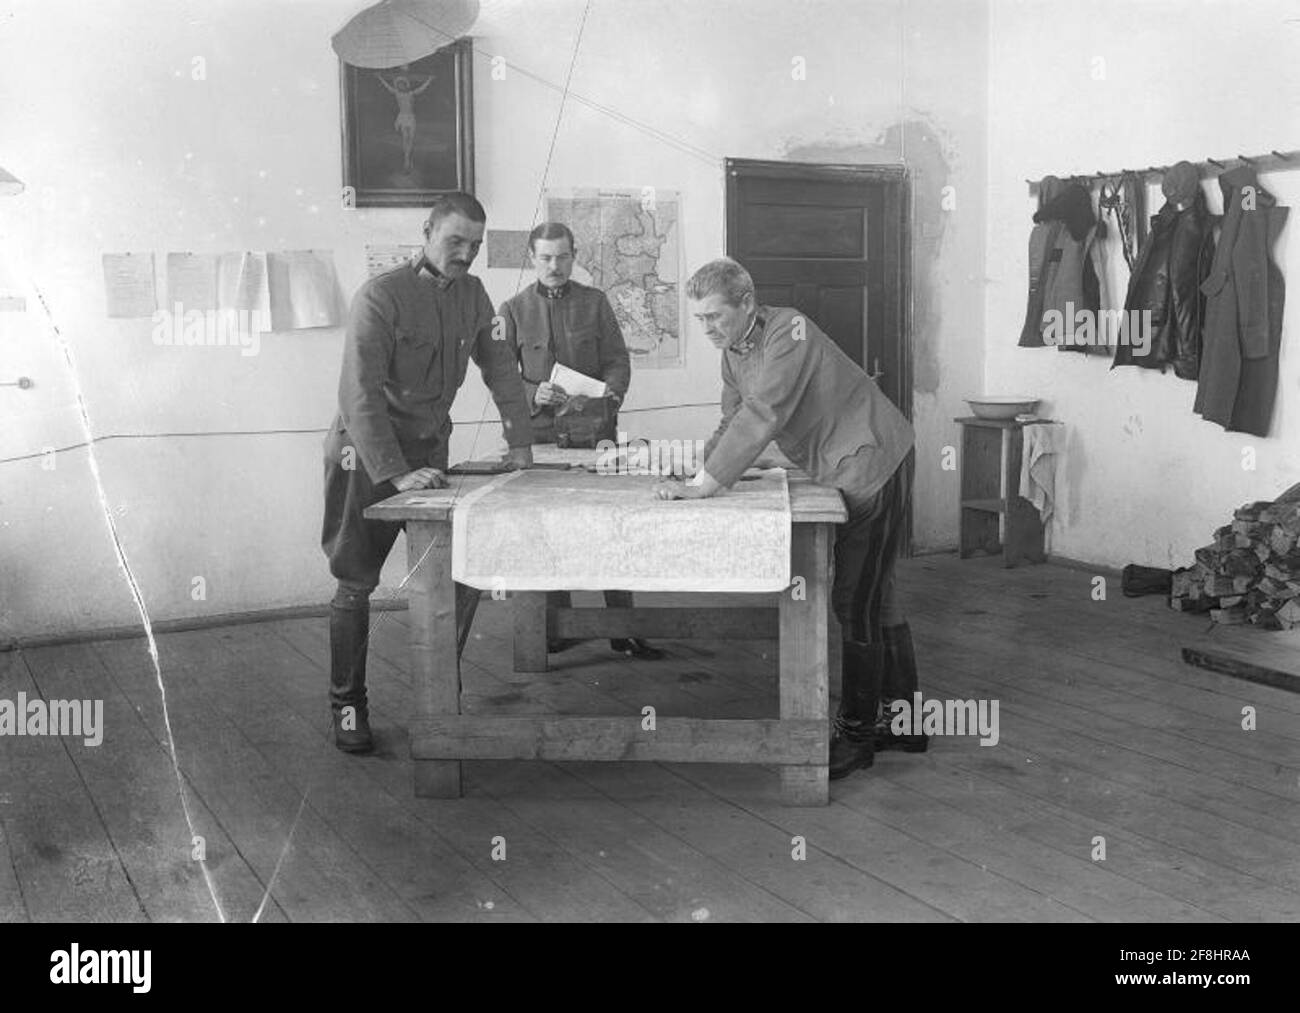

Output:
xmin=876 ymin=622 xmax=928 ymax=753
xmin=829 ymin=640 xmax=882 ymax=780
xmin=329 ymin=589 xmax=374 ymax=754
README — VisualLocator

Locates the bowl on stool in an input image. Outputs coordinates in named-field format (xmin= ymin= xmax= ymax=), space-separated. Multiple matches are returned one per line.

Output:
xmin=965 ymin=396 xmax=1040 ymax=420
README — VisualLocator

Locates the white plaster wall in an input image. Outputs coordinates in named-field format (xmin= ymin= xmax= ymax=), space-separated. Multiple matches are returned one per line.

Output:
xmin=984 ymin=0 xmax=1300 ymax=570
xmin=0 ymin=0 xmax=988 ymax=639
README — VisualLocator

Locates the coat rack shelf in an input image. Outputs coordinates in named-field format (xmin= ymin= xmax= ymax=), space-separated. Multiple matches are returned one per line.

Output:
xmin=1026 ymin=148 xmax=1300 ymax=194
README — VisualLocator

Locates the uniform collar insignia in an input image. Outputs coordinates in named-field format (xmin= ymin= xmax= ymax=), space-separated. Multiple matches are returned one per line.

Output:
xmin=537 ymin=280 xmax=572 ymax=300
xmin=416 ymin=255 xmax=455 ymax=290
xmin=728 ymin=309 xmax=765 ymax=355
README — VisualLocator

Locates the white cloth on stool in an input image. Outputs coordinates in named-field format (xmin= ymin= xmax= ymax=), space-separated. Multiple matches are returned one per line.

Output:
xmin=1019 ymin=424 xmax=1062 ymax=524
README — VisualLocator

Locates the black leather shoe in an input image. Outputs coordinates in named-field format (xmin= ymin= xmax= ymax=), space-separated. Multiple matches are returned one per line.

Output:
xmin=830 ymin=719 xmax=875 ymax=779
xmin=874 ymin=718 xmax=929 ymax=753
xmin=610 ymin=638 xmax=664 ymax=660
xmin=333 ymin=707 xmax=373 ymax=754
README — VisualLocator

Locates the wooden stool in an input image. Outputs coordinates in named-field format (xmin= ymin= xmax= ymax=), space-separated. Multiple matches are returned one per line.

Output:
xmin=955 ymin=416 xmax=1050 ymax=567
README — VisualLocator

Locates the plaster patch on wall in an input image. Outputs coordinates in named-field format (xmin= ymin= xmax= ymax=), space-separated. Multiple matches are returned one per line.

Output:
xmin=785 ymin=118 xmax=952 ymax=396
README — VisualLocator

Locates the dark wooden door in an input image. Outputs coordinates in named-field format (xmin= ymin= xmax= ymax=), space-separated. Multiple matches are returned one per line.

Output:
xmin=725 ymin=159 xmax=909 ymax=418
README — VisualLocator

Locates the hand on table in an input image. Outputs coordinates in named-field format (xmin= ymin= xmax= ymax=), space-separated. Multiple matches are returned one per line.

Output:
xmin=503 ymin=445 xmax=534 ymax=470
xmin=393 ymin=467 xmax=447 ymax=492
xmin=535 ymin=381 xmax=569 ymax=408
xmin=652 ymin=478 xmax=708 ymax=501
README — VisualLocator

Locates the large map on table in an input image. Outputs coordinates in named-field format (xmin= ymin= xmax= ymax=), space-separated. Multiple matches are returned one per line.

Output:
xmin=545 ymin=188 xmax=683 ymax=369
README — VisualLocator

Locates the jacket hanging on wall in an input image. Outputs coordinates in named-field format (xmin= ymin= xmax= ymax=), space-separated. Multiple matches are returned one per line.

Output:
xmin=1019 ymin=177 xmax=1099 ymax=348
xmin=1193 ymin=166 xmax=1289 ymax=437
xmin=1112 ymin=161 xmax=1216 ymax=378
xmin=1097 ymin=172 xmax=1147 ymax=271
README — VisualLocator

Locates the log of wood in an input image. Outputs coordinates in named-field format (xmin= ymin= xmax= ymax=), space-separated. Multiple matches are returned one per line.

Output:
xmin=1276 ymin=599 xmax=1300 ymax=628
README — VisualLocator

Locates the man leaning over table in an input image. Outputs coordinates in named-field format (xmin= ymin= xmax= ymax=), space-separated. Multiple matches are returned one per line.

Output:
xmin=499 ymin=221 xmax=664 ymax=661
xmin=654 ymin=257 xmax=928 ymax=780
xmin=321 ymin=191 xmax=534 ymax=755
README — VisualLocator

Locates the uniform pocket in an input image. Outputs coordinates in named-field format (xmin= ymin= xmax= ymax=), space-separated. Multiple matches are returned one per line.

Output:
xmin=392 ymin=328 xmax=437 ymax=386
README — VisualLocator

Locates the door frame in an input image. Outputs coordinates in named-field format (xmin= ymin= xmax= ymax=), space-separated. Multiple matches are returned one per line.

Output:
xmin=724 ymin=157 xmax=914 ymax=550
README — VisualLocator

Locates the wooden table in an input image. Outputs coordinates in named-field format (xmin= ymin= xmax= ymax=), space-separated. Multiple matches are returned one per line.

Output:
xmin=365 ymin=469 xmax=846 ymax=805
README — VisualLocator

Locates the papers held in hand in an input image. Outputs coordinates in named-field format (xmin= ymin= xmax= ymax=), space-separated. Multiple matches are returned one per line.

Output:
xmin=550 ymin=362 xmax=607 ymax=399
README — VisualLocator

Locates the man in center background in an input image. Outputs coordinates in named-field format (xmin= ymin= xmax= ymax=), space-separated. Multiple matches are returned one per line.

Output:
xmin=499 ymin=221 xmax=664 ymax=661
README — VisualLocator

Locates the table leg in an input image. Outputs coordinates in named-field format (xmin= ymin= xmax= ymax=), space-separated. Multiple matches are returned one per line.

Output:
xmin=779 ymin=523 xmax=831 ymax=805
xmin=406 ymin=520 xmax=461 ymax=797
xmin=513 ymin=592 xmax=548 ymax=673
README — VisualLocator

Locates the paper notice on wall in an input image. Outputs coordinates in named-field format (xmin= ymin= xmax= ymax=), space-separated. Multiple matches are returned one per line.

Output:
xmin=268 ymin=249 xmax=340 ymax=330
xmin=486 ymin=230 xmax=531 ymax=270
xmin=217 ymin=252 xmax=271 ymax=320
xmin=364 ymin=244 xmax=421 ymax=278
xmin=166 ymin=253 xmax=218 ymax=311
xmin=102 ymin=253 xmax=157 ymax=318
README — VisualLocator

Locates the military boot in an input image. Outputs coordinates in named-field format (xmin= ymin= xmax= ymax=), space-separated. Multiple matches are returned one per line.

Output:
xmin=829 ymin=640 xmax=882 ymax=780
xmin=875 ymin=622 xmax=928 ymax=753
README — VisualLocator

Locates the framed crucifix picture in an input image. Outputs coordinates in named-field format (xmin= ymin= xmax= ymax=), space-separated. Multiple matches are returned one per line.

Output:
xmin=340 ymin=38 xmax=475 ymax=208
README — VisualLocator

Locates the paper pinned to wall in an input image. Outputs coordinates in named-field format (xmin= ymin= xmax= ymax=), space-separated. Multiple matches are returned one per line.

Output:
xmin=269 ymin=249 xmax=341 ymax=330
xmin=486 ymin=230 xmax=531 ymax=269
xmin=364 ymin=244 xmax=421 ymax=278
xmin=217 ymin=251 xmax=270 ymax=319
xmin=103 ymin=253 xmax=157 ymax=318
xmin=166 ymin=253 xmax=218 ymax=311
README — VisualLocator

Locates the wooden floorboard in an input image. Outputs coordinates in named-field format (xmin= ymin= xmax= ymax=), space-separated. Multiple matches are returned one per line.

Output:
xmin=8 ymin=554 xmax=1298 ymax=920
xmin=22 ymin=643 xmax=264 ymax=923
xmin=0 ymin=650 xmax=145 ymax=922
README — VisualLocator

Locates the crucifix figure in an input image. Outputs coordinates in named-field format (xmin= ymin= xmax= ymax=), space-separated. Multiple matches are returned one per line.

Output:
xmin=376 ymin=65 xmax=434 ymax=173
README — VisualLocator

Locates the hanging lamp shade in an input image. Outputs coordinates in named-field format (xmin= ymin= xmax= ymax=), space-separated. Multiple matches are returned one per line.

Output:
xmin=331 ymin=0 xmax=479 ymax=68
xmin=0 ymin=165 xmax=24 ymax=196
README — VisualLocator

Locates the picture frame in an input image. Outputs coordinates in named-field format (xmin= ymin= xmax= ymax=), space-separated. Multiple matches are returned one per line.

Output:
xmin=340 ymin=38 xmax=475 ymax=208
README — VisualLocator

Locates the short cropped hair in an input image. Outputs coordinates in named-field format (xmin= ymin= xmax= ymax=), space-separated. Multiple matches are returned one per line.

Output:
xmin=686 ymin=258 xmax=754 ymax=306
xmin=528 ymin=222 xmax=576 ymax=254
xmin=424 ymin=192 xmax=487 ymax=235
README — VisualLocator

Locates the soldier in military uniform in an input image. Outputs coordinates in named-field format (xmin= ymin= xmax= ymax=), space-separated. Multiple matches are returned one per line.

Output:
xmin=498 ymin=222 xmax=663 ymax=660
xmin=657 ymin=258 xmax=927 ymax=780
xmin=322 ymin=192 xmax=533 ymax=753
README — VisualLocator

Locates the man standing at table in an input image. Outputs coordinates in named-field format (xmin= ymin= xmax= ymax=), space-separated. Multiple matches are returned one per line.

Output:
xmin=322 ymin=191 xmax=534 ymax=754
xmin=498 ymin=221 xmax=663 ymax=660
xmin=654 ymin=258 xmax=927 ymax=779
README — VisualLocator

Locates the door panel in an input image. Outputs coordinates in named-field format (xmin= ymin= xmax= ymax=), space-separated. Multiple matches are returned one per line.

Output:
xmin=726 ymin=159 xmax=906 ymax=417
xmin=741 ymin=205 xmax=866 ymax=258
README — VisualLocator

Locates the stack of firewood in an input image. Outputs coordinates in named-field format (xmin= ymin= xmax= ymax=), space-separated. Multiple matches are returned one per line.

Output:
xmin=1171 ymin=484 xmax=1300 ymax=628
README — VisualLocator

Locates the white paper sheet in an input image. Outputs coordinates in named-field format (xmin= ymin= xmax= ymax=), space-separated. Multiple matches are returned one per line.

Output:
xmin=166 ymin=253 xmax=218 ymax=311
xmin=550 ymin=361 xmax=607 ymax=399
xmin=216 ymin=252 xmax=270 ymax=318
xmin=364 ymin=244 xmax=421 ymax=278
xmin=103 ymin=253 xmax=157 ymax=318
xmin=269 ymin=249 xmax=339 ymax=330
